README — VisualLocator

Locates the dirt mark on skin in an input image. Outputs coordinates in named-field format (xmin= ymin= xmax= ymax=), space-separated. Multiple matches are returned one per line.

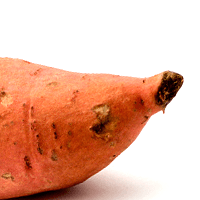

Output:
xmin=24 ymin=156 xmax=32 ymax=169
xmin=46 ymin=82 xmax=59 ymax=87
xmin=1 ymin=173 xmax=14 ymax=181
xmin=36 ymin=134 xmax=43 ymax=155
xmin=51 ymin=150 xmax=58 ymax=161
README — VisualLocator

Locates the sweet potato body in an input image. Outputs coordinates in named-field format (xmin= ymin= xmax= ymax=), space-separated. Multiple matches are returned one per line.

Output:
xmin=0 ymin=58 xmax=183 ymax=199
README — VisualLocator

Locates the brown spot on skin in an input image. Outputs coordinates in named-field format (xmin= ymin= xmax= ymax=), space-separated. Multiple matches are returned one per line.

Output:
xmin=68 ymin=131 xmax=72 ymax=136
xmin=51 ymin=150 xmax=58 ymax=161
xmin=0 ymin=91 xmax=6 ymax=96
xmin=71 ymin=90 xmax=79 ymax=102
xmin=1 ymin=173 xmax=14 ymax=181
xmin=140 ymin=99 xmax=144 ymax=105
xmin=31 ymin=68 xmax=42 ymax=76
xmin=81 ymin=75 xmax=88 ymax=80
xmin=37 ymin=146 xmax=43 ymax=155
xmin=24 ymin=156 xmax=32 ymax=169
xmin=54 ymin=132 xmax=58 ymax=139
xmin=109 ymin=155 xmax=117 ymax=160
xmin=52 ymin=123 xmax=58 ymax=139
xmin=31 ymin=106 xmax=34 ymax=117
xmin=143 ymin=79 xmax=146 ymax=83
xmin=23 ymin=60 xmax=31 ymax=64
xmin=36 ymin=134 xmax=43 ymax=155
xmin=47 ymin=179 xmax=52 ymax=184
xmin=147 ymin=108 xmax=152 ymax=113
xmin=73 ymin=90 xmax=79 ymax=94
xmin=110 ymin=141 xmax=116 ymax=147
xmin=30 ymin=121 xmax=37 ymax=131
xmin=47 ymin=82 xmax=59 ymax=87
xmin=52 ymin=123 xmax=56 ymax=129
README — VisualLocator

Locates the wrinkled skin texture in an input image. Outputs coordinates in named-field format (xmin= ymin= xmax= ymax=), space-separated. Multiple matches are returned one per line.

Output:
xmin=0 ymin=58 xmax=183 ymax=199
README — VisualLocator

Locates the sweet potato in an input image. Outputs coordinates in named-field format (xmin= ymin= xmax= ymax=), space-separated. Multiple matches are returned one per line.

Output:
xmin=0 ymin=58 xmax=183 ymax=199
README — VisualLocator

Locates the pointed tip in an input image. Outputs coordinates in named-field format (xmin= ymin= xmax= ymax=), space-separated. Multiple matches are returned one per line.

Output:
xmin=155 ymin=71 xmax=184 ymax=109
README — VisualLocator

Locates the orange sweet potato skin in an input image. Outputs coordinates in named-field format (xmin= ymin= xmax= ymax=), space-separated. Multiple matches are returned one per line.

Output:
xmin=0 ymin=58 xmax=183 ymax=199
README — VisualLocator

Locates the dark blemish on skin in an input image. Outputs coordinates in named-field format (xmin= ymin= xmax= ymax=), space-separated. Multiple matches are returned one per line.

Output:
xmin=23 ymin=60 xmax=31 ymax=64
xmin=52 ymin=123 xmax=56 ymax=129
xmin=51 ymin=150 xmax=58 ymax=161
xmin=68 ymin=131 xmax=72 ymax=136
xmin=71 ymin=90 xmax=79 ymax=102
xmin=110 ymin=141 xmax=116 ymax=147
xmin=91 ymin=123 xmax=106 ymax=135
xmin=54 ymin=132 xmax=58 ymax=139
xmin=31 ymin=68 xmax=42 ymax=76
xmin=31 ymin=121 xmax=37 ymax=131
xmin=46 ymin=82 xmax=58 ymax=87
xmin=143 ymin=79 xmax=146 ymax=83
xmin=81 ymin=75 xmax=88 ymax=80
xmin=0 ymin=91 xmax=6 ymax=97
xmin=31 ymin=106 xmax=34 ymax=117
xmin=52 ymin=123 xmax=58 ymax=139
xmin=24 ymin=156 xmax=32 ymax=169
xmin=1 ymin=173 xmax=14 ymax=181
xmin=37 ymin=146 xmax=43 ymax=155
xmin=73 ymin=90 xmax=79 ymax=94
xmin=141 ymin=116 xmax=149 ymax=124
xmin=147 ymin=108 xmax=152 ymax=113
xmin=110 ymin=155 xmax=117 ymax=160
xmin=141 ymin=99 xmax=144 ymax=105
xmin=36 ymin=134 xmax=43 ymax=155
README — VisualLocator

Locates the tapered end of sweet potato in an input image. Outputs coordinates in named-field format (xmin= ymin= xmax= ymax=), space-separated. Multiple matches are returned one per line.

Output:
xmin=155 ymin=71 xmax=184 ymax=109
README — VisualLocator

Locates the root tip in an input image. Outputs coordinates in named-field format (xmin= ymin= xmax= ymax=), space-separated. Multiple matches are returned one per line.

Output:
xmin=155 ymin=71 xmax=184 ymax=108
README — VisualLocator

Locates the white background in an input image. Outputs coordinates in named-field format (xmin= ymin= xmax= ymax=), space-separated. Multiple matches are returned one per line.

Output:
xmin=0 ymin=1 xmax=199 ymax=199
